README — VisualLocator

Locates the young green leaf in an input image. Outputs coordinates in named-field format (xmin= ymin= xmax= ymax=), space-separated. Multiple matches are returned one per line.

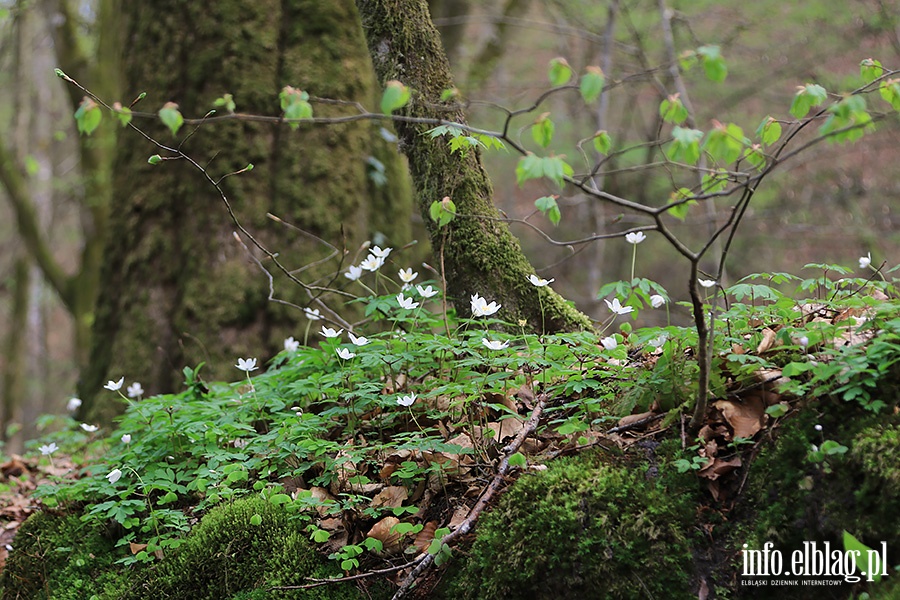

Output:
xmin=878 ymin=79 xmax=900 ymax=111
xmin=429 ymin=197 xmax=456 ymax=228
xmin=592 ymin=130 xmax=612 ymax=155
xmin=158 ymin=102 xmax=183 ymax=136
xmin=249 ymin=513 xmax=262 ymax=526
xmin=859 ymin=58 xmax=883 ymax=84
xmin=113 ymin=102 xmax=132 ymax=127
xmin=666 ymin=188 xmax=696 ymax=220
xmin=531 ymin=113 xmax=555 ymax=148
xmin=535 ymin=195 xmax=561 ymax=226
xmin=666 ymin=126 xmax=703 ymax=165
xmin=507 ymin=452 xmax=527 ymax=468
xmin=698 ymin=45 xmax=727 ymax=82
xmin=742 ymin=144 xmax=766 ymax=171
xmin=659 ymin=94 xmax=688 ymax=125
xmin=213 ymin=93 xmax=236 ymax=113
xmin=516 ymin=153 xmax=543 ymax=186
xmin=381 ymin=80 xmax=411 ymax=114
xmin=756 ymin=116 xmax=782 ymax=147
xmin=148 ymin=155 xmax=162 ymax=165
xmin=541 ymin=156 xmax=573 ymax=188
xmin=74 ymin=97 xmax=102 ymax=136
xmin=548 ymin=57 xmax=572 ymax=87
xmin=579 ymin=66 xmax=605 ymax=103
xmin=789 ymin=83 xmax=827 ymax=119
xmin=701 ymin=170 xmax=728 ymax=194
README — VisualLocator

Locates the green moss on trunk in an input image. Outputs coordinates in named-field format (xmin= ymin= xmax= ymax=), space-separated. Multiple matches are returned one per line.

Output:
xmin=355 ymin=0 xmax=593 ymax=333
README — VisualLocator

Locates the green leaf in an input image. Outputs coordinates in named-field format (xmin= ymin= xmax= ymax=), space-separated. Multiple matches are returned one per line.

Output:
xmin=548 ymin=57 xmax=572 ymax=87
xmin=535 ymin=195 xmax=561 ymax=226
xmin=531 ymin=113 xmax=554 ymax=148
xmin=666 ymin=126 xmax=703 ymax=165
xmin=789 ymin=83 xmax=828 ymax=119
xmin=743 ymin=144 xmax=766 ymax=171
xmin=878 ymin=79 xmax=900 ymax=111
xmin=311 ymin=528 xmax=330 ymax=543
xmin=701 ymin=170 xmax=728 ymax=194
xmin=429 ymin=197 xmax=456 ymax=228
xmin=213 ymin=93 xmax=236 ymax=113
xmin=381 ymin=80 xmax=411 ymax=114
xmin=158 ymin=102 xmax=183 ymax=136
xmin=666 ymin=188 xmax=696 ymax=220
xmin=756 ymin=116 xmax=782 ymax=146
xmin=698 ymin=45 xmax=727 ymax=82
xmin=765 ymin=403 xmax=789 ymax=418
xmin=843 ymin=531 xmax=882 ymax=582
xmin=515 ymin=153 xmax=543 ymax=186
xmin=268 ymin=493 xmax=292 ymax=506
xmin=782 ymin=362 xmax=812 ymax=377
xmin=659 ymin=94 xmax=688 ymax=125
xmin=592 ymin=130 xmax=612 ymax=155
xmin=579 ymin=66 xmax=605 ymax=103
xmin=703 ymin=122 xmax=745 ymax=165
xmin=74 ymin=97 xmax=102 ymax=136
xmin=249 ymin=514 xmax=262 ymax=526
xmin=860 ymin=58 xmax=883 ymax=84
xmin=440 ymin=87 xmax=459 ymax=102
xmin=541 ymin=156 xmax=573 ymax=188
xmin=147 ymin=154 xmax=162 ymax=165
xmin=507 ymin=452 xmax=526 ymax=468
xmin=114 ymin=104 xmax=132 ymax=127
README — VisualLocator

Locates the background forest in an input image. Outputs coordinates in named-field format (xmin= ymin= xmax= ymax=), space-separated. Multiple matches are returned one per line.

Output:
xmin=0 ymin=1 xmax=897 ymax=448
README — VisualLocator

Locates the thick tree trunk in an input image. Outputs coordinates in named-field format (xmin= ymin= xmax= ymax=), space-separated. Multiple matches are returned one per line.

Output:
xmin=355 ymin=0 xmax=593 ymax=332
xmin=83 ymin=0 xmax=413 ymax=423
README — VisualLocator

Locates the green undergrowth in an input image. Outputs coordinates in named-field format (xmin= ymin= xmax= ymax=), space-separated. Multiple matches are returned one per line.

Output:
xmin=8 ymin=262 xmax=900 ymax=598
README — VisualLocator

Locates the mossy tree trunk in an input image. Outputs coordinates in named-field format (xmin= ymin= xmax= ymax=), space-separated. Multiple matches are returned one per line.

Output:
xmin=83 ymin=0 xmax=412 ymax=423
xmin=355 ymin=0 xmax=593 ymax=332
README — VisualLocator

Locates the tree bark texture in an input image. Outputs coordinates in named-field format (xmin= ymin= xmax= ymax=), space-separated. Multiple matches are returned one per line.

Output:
xmin=355 ymin=0 xmax=593 ymax=332
xmin=84 ymin=0 xmax=413 ymax=422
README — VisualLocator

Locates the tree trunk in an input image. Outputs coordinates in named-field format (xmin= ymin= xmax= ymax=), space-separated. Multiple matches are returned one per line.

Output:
xmin=83 ymin=0 xmax=413 ymax=423
xmin=355 ymin=0 xmax=593 ymax=332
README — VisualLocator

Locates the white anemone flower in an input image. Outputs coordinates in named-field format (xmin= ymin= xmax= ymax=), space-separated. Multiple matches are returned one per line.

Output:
xmin=336 ymin=347 xmax=356 ymax=360
xmin=481 ymin=338 xmax=510 ymax=351
xmin=625 ymin=231 xmax=646 ymax=244
xmin=396 ymin=293 xmax=419 ymax=310
xmin=604 ymin=298 xmax=633 ymax=315
xmin=235 ymin=357 xmax=258 ymax=372
xmin=284 ymin=337 xmax=300 ymax=352
xmin=320 ymin=326 xmax=343 ymax=338
xmin=303 ymin=307 xmax=322 ymax=321
xmin=106 ymin=468 xmax=123 ymax=484
xmin=398 ymin=268 xmax=418 ymax=284
xmin=397 ymin=394 xmax=416 ymax=407
xmin=80 ymin=423 xmax=99 ymax=433
xmin=650 ymin=294 xmax=666 ymax=309
xmin=416 ymin=285 xmax=438 ymax=298
xmin=470 ymin=294 xmax=501 ymax=317
xmin=348 ymin=332 xmax=370 ymax=346
xmin=39 ymin=442 xmax=58 ymax=456
xmin=528 ymin=274 xmax=554 ymax=287
xmin=104 ymin=377 xmax=124 ymax=391
xmin=600 ymin=336 xmax=618 ymax=350
xmin=859 ymin=252 xmax=872 ymax=269
xmin=698 ymin=279 xmax=717 ymax=288
xmin=344 ymin=265 xmax=363 ymax=281
xmin=66 ymin=397 xmax=82 ymax=412
xmin=126 ymin=382 xmax=144 ymax=398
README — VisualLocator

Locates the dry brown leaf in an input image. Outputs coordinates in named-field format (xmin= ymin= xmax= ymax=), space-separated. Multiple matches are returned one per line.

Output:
xmin=370 ymin=486 xmax=408 ymax=509
xmin=308 ymin=486 xmax=337 ymax=516
xmin=448 ymin=505 xmax=470 ymax=530
xmin=367 ymin=516 xmax=402 ymax=555
xmin=485 ymin=417 xmax=524 ymax=442
xmin=130 ymin=542 xmax=148 ymax=555
xmin=698 ymin=456 xmax=742 ymax=481
xmin=617 ymin=411 xmax=656 ymax=429
xmin=413 ymin=521 xmax=438 ymax=554
xmin=756 ymin=327 xmax=778 ymax=354
xmin=714 ymin=397 xmax=766 ymax=440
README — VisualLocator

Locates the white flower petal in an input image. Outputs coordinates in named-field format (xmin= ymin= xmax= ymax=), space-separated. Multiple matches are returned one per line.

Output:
xmin=336 ymin=347 xmax=356 ymax=360
xmin=236 ymin=357 xmax=258 ymax=372
xmin=397 ymin=394 xmax=416 ymax=407
xmin=416 ymin=285 xmax=438 ymax=298
xmin=104 ymin=377 xmax=124 ymax=391
xmin=481 ymin=338 xmax=510 ymax=351
xmin=625 ymin=231 xmax=646 ymax=244
xmin=303 ymin=307 xmax=322 ymax=321
xmin=284 ymin=337 xmax=300 ymax=352
xmin=600 ymin=336 xmax=618 ymax=350
xmin=106 ymin=468 xmax=123 ymax=484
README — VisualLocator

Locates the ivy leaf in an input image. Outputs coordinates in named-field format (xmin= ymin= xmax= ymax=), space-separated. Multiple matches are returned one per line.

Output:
xmin=381 ymin=80 xmax=411 ymax=114
xmin=531 ymin=113 xmax=554 ymax=148
xmin=548 ymin=57 xmax=572 ymax=87
xmin=698 ymin=45 xmax=727 ymax=82
xmin=158 ymin=102 xmax=184 ymax=136
xmin=579 ymin=66 xmax=605 ymax=103
xmin=535 ymin=195 xmax=561 ymax=226
xmin=74 ymin=97 xmax=102 ymax=136
xmin=592 ymin=130 xmax=612 ymax=155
